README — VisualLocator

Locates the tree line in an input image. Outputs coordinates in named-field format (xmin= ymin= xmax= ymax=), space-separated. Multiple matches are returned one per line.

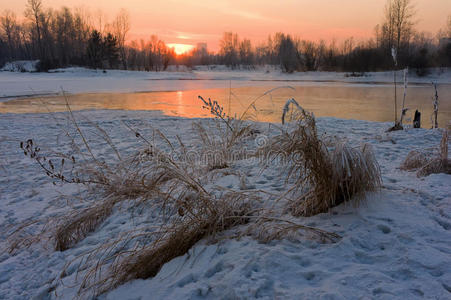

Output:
xmin=1 ymin=0 xmax=450 ymax=74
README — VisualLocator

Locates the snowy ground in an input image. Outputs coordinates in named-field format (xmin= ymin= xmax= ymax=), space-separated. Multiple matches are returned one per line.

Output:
xmin=1 ymin=66 xmax=450 ymax=100
xmin=0 ymin=109 xmax=450 ymax=299
xmin=0 ymin=61 xmax=40 ymax=73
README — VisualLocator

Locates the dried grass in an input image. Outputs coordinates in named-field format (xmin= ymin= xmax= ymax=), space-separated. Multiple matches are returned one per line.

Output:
xmin=11 ymin=97 xmax=347 ymax=298
xmin=99 ymin=191 xmax=253 ymax=294
xmin=55 ymin=199 xmax=115 ymax=251
xmin=400 ymin=150 xmax=428 ymax=171
xmin=192 ymin=119 xmax=254 ymax=170
xmin=3 ymin=220 xmax=43 ymax=254
xmin=416 ymin=157 xmax=450 ymax=177
xmin=14 ymin=116 xmax=184 ymax=253
xmin=400 ymin=130 xmax=450 ymax=177
xmin=265 ymin=99 xmax=382 ymax=217
xmin=245 ymin=216 xmax=341 ymax=243
xmin=196 ymin=95 xmax=259 ymax=170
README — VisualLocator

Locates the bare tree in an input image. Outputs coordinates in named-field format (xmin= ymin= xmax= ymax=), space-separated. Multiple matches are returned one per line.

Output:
xmin=301 ymin=40 xmax=317 ymax=71
xmin=438 ymin=15 xmax=451 ymax=39
xmin=94 ymin=9 xmax=107 ymax=35
xmin=25 ymin=0 xmax=44 ymax=59
xmin=276 ymin=33 xmax=299 ymax=73
xmin=39 ymin=8 xmax=56 ymax=66
xmin=1 ymin=0 xmax=449 ymax=73
xmin=0 ymin=10 xmax=18 ymax=60
xmin=52 ymin=7 xmax=74 ymax=65
xmin=72 ymin=7 xmax=92 ymax=63
xmin=382 ymin=0 xmax=415 ymax=52
xmin=239 ymin=38 xmax=253 ymax=66
xmin=112 ymin=8 xmax=130 ymax=69
xmin=220 ymin=32 xmax=239 ymax=68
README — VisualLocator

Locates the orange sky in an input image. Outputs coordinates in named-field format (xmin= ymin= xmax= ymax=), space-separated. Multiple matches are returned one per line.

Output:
xmin=2 ymin=0 xmax=450 ymax=52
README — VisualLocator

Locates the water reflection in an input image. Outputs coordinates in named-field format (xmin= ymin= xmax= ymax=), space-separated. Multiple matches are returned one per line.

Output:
xmin=1 ymin=84 xmax=449 ymax=128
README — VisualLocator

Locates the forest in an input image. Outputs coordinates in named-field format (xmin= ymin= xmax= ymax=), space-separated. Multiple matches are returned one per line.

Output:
xmin=1 ymin=0 xmax=450 ymax=74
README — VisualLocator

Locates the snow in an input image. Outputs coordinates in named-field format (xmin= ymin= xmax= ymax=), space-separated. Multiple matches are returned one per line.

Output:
xmin=0 ymin=66 xmax=450 ymax=298
xmin=1 ymin=66 xmax=450 ymax=100
xmin=0 ymin=108 xmax=450 ymax=299
xmin=1 ymin=60 xmax=40 ymax=73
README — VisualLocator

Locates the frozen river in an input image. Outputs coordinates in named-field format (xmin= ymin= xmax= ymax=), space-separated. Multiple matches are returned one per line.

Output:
xmin=1 ymin=80 xmax=450 ymax=128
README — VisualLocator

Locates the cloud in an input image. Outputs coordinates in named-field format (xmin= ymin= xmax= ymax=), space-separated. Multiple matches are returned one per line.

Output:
xmin=165 ymin=0 xmax=279 ymax=23
xmin=227 ymin=10 xmax=275 ymax=22
xmin=171 ymin=30 xmax=221 ymax=41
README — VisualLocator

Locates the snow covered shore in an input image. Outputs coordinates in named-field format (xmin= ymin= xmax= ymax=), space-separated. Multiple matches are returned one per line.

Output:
xmin=0 ymin=109 xmax=450 ymax=299
xmin=1 ymin=67 xmax=450 ymax=100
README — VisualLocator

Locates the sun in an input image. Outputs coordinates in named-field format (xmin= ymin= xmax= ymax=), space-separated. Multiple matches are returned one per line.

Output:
xmin=167 ymin=43 xmax=194 ymax=55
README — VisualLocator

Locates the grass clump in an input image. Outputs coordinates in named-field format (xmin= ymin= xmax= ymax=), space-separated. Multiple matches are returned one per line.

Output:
xmin=17 ymin=127 xmax=173 ymax=252
xmin=400 ymin=129 xmax=450 ymax=177
xmin=192 ymin=119 xmax=255 ymax=171
xmin=100 ymin=191 xmax=254 ymax=293
xmin=400 ymin=150 xmax=428 ymax=171
xmin=266 ymin=99 xmax=382 ymax=217
xmin=196 ymin=95 xmax=258 ymax=170
xmin=54 ymin=199 xmax=115 ymax=251
xmin=9 ymin=96 xmax=344 ymax=298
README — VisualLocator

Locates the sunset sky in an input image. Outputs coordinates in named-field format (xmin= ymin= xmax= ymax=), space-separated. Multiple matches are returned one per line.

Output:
xmin=2 ymin=0 xmax=450 ymax=52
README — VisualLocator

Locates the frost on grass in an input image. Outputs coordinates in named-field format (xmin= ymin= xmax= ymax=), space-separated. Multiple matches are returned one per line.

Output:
xmin=4 ymin=97 xmax=353 ymax=297
xmin=400 ymin=129 xmax=450 ymax=177
xmin=264 ymin=99 xmax=382 ymax=217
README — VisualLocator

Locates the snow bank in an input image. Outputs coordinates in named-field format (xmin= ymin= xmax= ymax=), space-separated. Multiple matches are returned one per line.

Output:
xmin=1 ymin=60 xmax=40 ymax=72
xmin=0 ymin=109 xmax=449 ymax=299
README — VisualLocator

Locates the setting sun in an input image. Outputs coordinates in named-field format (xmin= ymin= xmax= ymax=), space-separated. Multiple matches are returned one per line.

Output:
xmin=167 ymin=43 xmax=194 ymax=55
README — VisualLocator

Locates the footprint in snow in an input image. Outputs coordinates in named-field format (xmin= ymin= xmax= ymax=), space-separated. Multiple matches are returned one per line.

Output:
xmin=377 ymin=224 xmax=391 ymax=234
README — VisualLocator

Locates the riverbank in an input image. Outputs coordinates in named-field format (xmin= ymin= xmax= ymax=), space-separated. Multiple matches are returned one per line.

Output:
xmin=1 ymin=67 xmax=450 ymax=100
xmin=0 ymin=109 xmax=449 ymax=299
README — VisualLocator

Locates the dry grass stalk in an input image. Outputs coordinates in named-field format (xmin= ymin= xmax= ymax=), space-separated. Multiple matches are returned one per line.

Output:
xmin=112 ymin=204 xmax=248 ymax=284
xmin=416 ymin=158 xmax=449 ymax=177
xmin=195 ymin=95 xmax=261 ymax=171
xmin=239 ymin=86 xmax=295 ymax=122
xmin=55 ymin=199 xmax=115 ymax=251
xmin=440 ymin=129 xmax=448 ymax=162
xmin=3 ymin=220 xmax=44 ymax=254
xmin=14 ymin=98 xmax=346 ymax=298
xmin=74 ymin=189 xmax=257 ymax=296
xmin=15 ymin=118 xmax=181 ymax=252
xmin=51 ymin=147 xmax=179 ymax=251
xmin=265 ymin=100 xmax=381 ymax=217
xmin=431 ymin=82 xmax=439 ymax=129
xmin=54 ymin=135 xmax=212 ymax=252
xmin=192 ymin=119 xmax=254 ymax=170
xmin=245 ymin=216 xmax=341 ymax=243
xmin=400 ymin=130 xmax=450 ymax=177
xmin=400 ymin=150 xmax=428 ymax=171
xmin=281 ymin=98 xmax=308 ymax=124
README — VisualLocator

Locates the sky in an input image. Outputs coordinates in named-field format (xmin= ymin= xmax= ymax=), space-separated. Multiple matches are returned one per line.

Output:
xmin=1 ymin=0 xmax=450 ymax=53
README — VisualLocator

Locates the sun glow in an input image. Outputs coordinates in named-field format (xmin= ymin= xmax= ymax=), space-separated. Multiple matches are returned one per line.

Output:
xmin=167 ymin=43 xmax=194 ymax=55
